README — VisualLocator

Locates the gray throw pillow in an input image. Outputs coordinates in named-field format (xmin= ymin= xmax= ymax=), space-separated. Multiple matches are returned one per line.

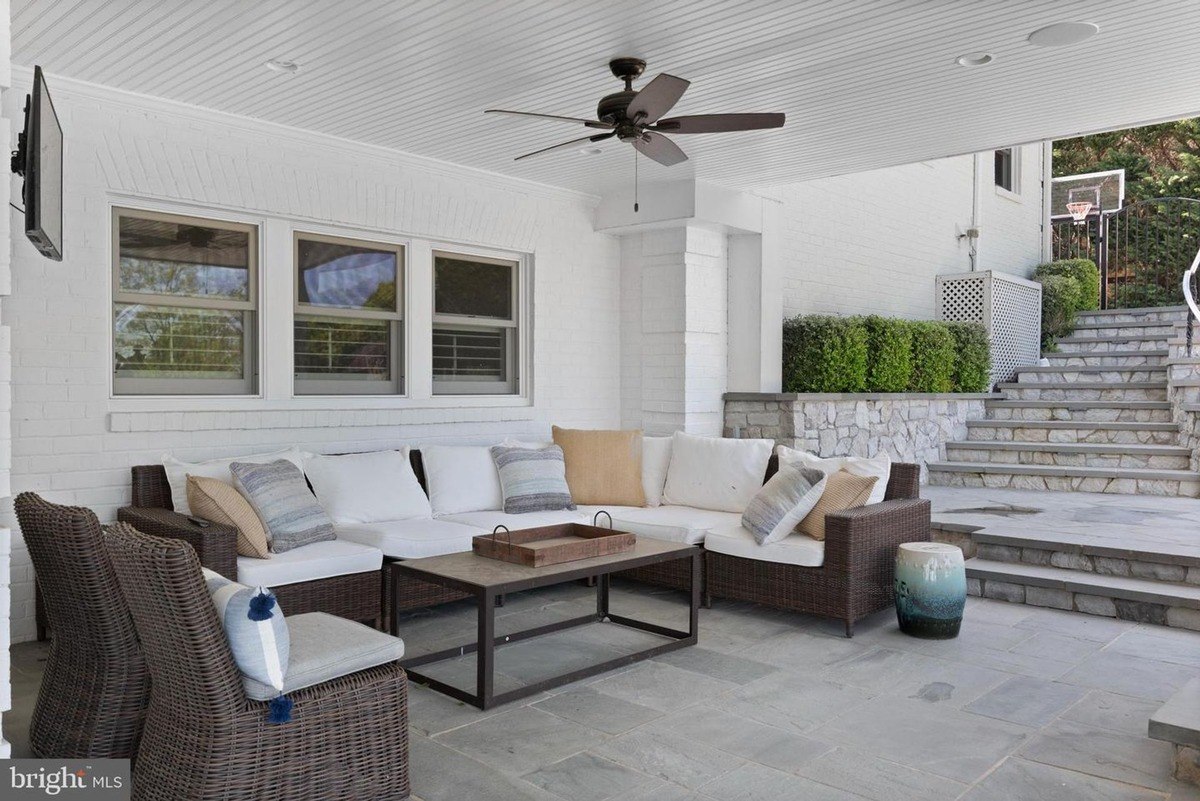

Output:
xmin=230 ymin=460 xmax=335 ymax=553
xmin=490 ymin=445 xmax=577 ymax=514
xmin=742 ymin=464 xmax=828 ymax=545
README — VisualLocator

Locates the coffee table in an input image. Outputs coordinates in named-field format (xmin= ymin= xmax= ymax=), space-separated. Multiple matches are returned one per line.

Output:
xmin=389 ymin=538 xmax=700 ymax=709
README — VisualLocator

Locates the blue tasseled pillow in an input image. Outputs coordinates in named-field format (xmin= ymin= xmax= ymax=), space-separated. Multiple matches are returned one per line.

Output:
xmin=201 ymin=568 xmax=292 ymax=722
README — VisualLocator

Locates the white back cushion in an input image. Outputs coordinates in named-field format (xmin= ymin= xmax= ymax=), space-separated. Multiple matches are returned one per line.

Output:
xmin=642 ymin=436 xmax=672 ymax=507
xmin=304 ymin=449 xmax=431 ymax=524
xmin=661 ymin=432 xmax=774 ymax=513
xmin=775 ymin=446 xmax=891 ymax=506
xmin=421 ymin=445 xmax=504 ymax=515
xmin=163 ymin=447 xmax=307 ymax=516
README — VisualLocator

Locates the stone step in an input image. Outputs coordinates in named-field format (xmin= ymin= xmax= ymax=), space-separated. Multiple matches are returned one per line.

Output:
xmin=1054 ymin=334 xmax=1170 ymax=354
xmin=967 ymin=530 xmax=1200 ymax=585
xmin=1075 ymin=305 xmax=1188 ymax=325
xmin=945 ymin=441 xmax=1192 ymax=470
xmin=965 ymin=419 xmax=1179 ymax=445
xmin=1043 ymin=350 xmax=1168 ymax=367
xmin=928 ymin=461 xmax=1200 ymax=496
xmin=1149 ymin=678 xmax=1200 ymax=776
xmin=1071 ymin=320 xmax=1178 ymax=338
xmin=1015 ymin=366 xmax=1167 ymax=384
xmin=985 ymin=399 xmax=1173 ymax=423
xmin=966 ymin=558 xmax=1200 ymax=628
xmin=998 ymin=382 xmax=1167 ymax=402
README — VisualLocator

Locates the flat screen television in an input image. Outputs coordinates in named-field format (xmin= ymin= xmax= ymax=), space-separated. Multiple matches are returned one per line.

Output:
xmin=11 ymin=66 xmax=63 ymax=261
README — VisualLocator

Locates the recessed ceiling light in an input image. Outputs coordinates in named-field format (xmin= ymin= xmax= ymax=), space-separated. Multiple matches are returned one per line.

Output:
xmin=266 ymin=59 xmax=301 ymax=74
xmin=578 ymin=146 xmax=603 ymax=155
xmin=955 ymin=52 xmax=994 ymax=67
xmin=1028 ymin=21 xmax=1099 ymax=47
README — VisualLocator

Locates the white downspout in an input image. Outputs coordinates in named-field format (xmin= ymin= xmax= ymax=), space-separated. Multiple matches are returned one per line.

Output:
xmin=969 ymin=153 xmax=983 ymax=270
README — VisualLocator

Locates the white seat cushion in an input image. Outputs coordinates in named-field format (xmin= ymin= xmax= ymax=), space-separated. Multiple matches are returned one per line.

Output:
xmin=704 ymin=524 xmax=826 ymax=567
xmin=605 ymin=506 xmax=743 ymax=545
xmin=336 ymin=518 xmax=482 ymax=559
xmin=438 ymin=509 xmax=587 ymax=531
xmin=236 ymin=539 xmax=383 ymax=588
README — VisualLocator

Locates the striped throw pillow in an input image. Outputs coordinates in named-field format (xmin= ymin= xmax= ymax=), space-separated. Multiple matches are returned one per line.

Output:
xmin=742 ymin=464 xmax=827 ymax=545
xmin=230 ymin=460 xmax=335 ymax=553
xmin=202 ymin=568 xmax=289 ymax=695
xmin=490 ymin=445 xmax=577 ymax=514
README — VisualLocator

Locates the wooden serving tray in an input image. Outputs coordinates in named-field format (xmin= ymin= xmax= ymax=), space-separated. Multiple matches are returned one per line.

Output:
xmin=473 ymin=523 xmax=636 ymax=568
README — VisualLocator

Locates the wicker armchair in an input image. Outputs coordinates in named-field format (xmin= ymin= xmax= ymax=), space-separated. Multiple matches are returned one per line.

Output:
xmin=14 ymin=493 xmax=149 ymax=758
xmin=118 ymin=464 xmax=381 ymax=626
xmin=705 ymin=462 xmax=930 ymax=637
xmin=105 ymin=523 xmax=410 ymax=801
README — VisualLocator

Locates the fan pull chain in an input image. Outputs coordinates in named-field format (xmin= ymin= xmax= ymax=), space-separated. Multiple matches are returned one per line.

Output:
xmin=633 ymin=147 xmax=639 ymax=213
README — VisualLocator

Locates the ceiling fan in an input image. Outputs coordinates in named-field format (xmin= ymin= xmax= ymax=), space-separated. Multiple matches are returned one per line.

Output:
xmin=485 ymin=57 xmax=785 ymax=167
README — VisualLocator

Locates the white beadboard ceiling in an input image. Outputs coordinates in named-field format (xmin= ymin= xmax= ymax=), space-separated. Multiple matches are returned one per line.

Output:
xmin=12 ymin=0 xmax=1200 ymax=195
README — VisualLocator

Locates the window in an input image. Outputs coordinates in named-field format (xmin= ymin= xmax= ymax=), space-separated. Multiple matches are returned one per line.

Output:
xmin=294 ymin=233 xmax=404 ymax=395
xmin=994 ymin=148 xmax=1017 ymax=193
xmin=433 ymin=251 xmax=519 ymax=395
xmin=112 ymin=208 xmax=258 ymax=395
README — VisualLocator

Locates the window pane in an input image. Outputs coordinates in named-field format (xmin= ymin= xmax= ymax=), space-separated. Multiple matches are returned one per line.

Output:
xmin=118 ymin=215 xmax=250 ymax=301
xmin=433 ymin=326 xmax=507 ymax=380
xmin=435 ymin=255 xmax=513 ymax=319
xmin=298 ymin=238 xmax=398 ymax=312
xmin=994 ymin=149 xmax=1012 ymax=189
xmin=294 ymin=315 xmax=392 ymax=380
xmin=114 ymin=303 xmax=246 ymax=379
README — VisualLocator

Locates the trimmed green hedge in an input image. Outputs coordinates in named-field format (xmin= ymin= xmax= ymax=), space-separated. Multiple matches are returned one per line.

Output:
xmin=1033 ymin=258 xmax=1100 ymax=349
xmin=782 ymin=314 xmax=990 ymax=394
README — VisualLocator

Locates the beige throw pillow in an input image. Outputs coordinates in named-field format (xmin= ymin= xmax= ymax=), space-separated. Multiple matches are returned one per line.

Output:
xmin=797 ymin=469 xmax=879 ymax=542
xmin=551 ymin=426 xmax=647 ymax=507
xmin=186 ymin=474 xmax=271 ymax=559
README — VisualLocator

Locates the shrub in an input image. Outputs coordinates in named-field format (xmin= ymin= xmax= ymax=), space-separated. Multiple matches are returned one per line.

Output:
xmin=1038 ymin=273 xmax=1084 ymax=348
xmin=863 ymin=315 xmax=913 ymax=392
xmin=944 ymin=321 xmax=990 ymax=392
xmin=1034 ymin=258 xmax=1100 ymax=311
xmin=907 ymin=321 xmax=955 ymax=393
xmin=782 ymin=315 xmax=868 ymax=392
xmin=1113 ymin=282 xmax=1177 ymax=309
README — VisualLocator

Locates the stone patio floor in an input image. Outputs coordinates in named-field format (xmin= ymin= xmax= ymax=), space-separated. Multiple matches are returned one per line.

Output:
xmin=10 ymin=578 xmax=1200 ymax=800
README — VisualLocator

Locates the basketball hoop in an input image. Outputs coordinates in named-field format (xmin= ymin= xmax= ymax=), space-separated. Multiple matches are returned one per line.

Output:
xmin=1066 ymin=201 xmax=1093 ymax=224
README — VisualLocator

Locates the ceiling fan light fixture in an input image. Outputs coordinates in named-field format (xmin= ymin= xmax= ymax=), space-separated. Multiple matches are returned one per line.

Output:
xmin=955 ymin=52 xmax=994 ymax=67
xmin=266 ymin=59 xmax=301 ymax=74
xmin=1027 ymin=21 xmax=1099 ymax=47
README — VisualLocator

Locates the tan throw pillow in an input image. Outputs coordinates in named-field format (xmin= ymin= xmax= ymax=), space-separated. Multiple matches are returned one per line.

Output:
xmin=551 ymin=426 xmax=647 ymax=507
xmin=186 ymin=474 xmax=271 ymax=559
xmin=796 ymin=469 xmax=879 ymax=542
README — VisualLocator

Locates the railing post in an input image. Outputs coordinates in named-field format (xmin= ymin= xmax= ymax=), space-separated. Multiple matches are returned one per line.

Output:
xmin=1096 ymin=215 xmax=1108 ymax=310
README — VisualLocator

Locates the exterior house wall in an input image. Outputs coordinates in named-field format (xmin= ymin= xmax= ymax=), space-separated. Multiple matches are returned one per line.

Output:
xmin=776 ymin=144 xmax=1046 ymax=320
xmin=0 ymin=3 xmax=12 ymax=757
xmin=2 ymin=75 xmax=621 ymax=643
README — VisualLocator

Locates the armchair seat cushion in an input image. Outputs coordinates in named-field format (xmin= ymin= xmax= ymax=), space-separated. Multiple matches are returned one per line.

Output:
xmin=236 ymin=540 xmax=382 ymax=588
xmin=438 ymin=509 xmax=587 ymax=531
xmin=336 ymin=518 xmax=482 ymax=559
xmin=704 ymin=524 xmax=826 ymax=567
xmin=605 ymin=506 xmax=743 ymax=545
xmin=242 ymin=612 xmax=405 ymax=701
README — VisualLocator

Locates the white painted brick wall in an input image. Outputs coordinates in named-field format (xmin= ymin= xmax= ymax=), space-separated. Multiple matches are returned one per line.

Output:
xmin=777 ymin=146 xmax=1045 ymax=320
xmin=0 ymin=1 xmax=12 ymax=756
xmin=3 ymin=76 xmax=622 ymax=643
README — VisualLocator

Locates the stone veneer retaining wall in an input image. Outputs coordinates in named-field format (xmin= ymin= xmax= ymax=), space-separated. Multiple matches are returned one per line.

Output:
xmin=1167 ymin=324 xmax=1200 ymax=472
xmin=723 ymin=393 xmax=993 ymax=480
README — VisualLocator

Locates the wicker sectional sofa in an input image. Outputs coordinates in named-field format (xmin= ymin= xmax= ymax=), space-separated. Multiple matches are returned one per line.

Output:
xmin=118 ymin=439 xmax=930 ymax=636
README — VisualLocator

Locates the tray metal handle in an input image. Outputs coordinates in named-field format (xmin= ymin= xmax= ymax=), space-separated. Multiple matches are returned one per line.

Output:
xmin=491 ymin=524 xmax=512 ymax=547
xmin=593 ymin=510 xmax=613 ymax=529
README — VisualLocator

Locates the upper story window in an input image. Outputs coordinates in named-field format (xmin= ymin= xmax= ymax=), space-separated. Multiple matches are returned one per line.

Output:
xmin=293 ymin=232 xmax=404 ymax=395
xmin=432 ymin=251 xmax=519 ymax=395
xmin=994 ymin=147 xmax=1018 ymax=194
xmin=112 ymin=208 xmax=258 ymax=395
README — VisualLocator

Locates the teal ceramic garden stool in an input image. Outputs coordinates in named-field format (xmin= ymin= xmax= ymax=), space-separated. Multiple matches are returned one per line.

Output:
xmin=895 ymin=542 xmax=966 ymax=639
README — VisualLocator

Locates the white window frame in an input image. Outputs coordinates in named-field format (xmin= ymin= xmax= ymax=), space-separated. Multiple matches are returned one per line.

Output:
xmin=432 ymin=248 xmax=522 ymax=396
xmin=293 ymin=230 xmax=405 ymax=396
xmin=994 ymin=147 xmax=1021 ymax=199
xmin=111 ymin=206 xmax=259 ymax=396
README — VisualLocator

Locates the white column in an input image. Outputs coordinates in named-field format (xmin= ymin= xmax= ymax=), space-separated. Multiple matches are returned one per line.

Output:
xmin=0 ymin=0 xmax=13 ymax=758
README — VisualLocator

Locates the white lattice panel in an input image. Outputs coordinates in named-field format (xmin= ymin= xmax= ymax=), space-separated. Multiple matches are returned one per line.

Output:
xmin=938 ymin=271 xmax=1042 ymax=387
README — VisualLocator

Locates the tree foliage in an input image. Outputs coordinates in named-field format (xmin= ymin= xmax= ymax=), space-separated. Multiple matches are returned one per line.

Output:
xmin=1053 ymin=118 xmax=1200 ymax=202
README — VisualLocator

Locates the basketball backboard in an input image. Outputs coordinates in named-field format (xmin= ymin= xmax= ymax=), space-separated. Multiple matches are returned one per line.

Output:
xmin=1051 ymin=169 xmax=1125 ymax=218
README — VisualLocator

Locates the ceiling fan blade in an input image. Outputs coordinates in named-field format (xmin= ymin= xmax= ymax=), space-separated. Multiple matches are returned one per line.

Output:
xmin=514 ymin=131 xmax=616 ymax=161
xmin=626 ymin=74 xmax=690 ymax=124
xmin=632 ymin=131 xmax=688 ymax=167
xmin=485 ymin=109 xmax=613 ymax=129
xmin=652 ymin=113 xmax=786 ymax=134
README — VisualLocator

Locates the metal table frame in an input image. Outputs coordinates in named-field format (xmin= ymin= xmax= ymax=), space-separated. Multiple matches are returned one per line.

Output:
xmin=390 ymin=545 xmax=701 ymax=710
